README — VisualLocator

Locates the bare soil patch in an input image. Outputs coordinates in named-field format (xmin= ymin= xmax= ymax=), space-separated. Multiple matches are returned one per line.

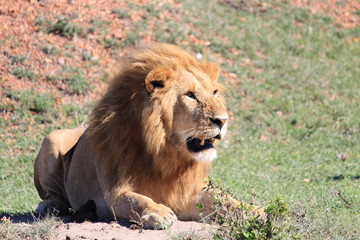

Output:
xmin=57 ymin=220 xmax=213 ymax=240
xmin=1 ymin=214 xmax=213 ymax=240
xmin=292 ymin=0 xmax=360 ymax=29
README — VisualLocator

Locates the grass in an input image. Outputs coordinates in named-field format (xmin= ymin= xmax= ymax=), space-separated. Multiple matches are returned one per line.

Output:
xmin=170 ymin=231 xmax=209 ymax=240
xmin=196 ymin=180 xmax=295 ymax=240
xmin=36 ymin=15 xmax=84 ymax=39
xmin=111 ymin=8 xmax=131 ymax=19
xmin=47 ymin=18 xmax=84 ymax=38
xmin=88 ymin=18 xmax=109 ymax=34
xmin=180 ymin=1 xmax=360 ymax=239
xmin=2 ymin=89 xmax=58 ymax=124
xmin=42 ymin=45 xmax=60 ymax=55
xmin=0 ymin=216 xmax=60 ymax=240
xmin=1 ymin=0 xmax=359 ymax=239
xmin=12 ymin=67 xmax=34 ymax=81
xmin=11 ymin=55 xmax=27 ymax=65
xmin=61 ymin=66 xmax=91 ymax=95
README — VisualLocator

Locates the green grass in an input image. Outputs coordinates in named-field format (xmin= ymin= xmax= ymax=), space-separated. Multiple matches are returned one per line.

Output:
xmin=11 ymin=55 xmax=28 ymax=65
xmin=1 ymin=0 xmax=359 ymax=239
xmin=170 ymin=231 xmax=209 ymax=240
xmin=201 ymin=180 xmax=295 ymax=240
xmin=0 ymin=89 xmax=60 ymax=213
xmin=12 ymin=67 xmax=34 ymax=81
xmin=2 ymin=89 xmax=58 ymax=124
xmin=102 ymin=37 xmax=122 ymax=49
xmin=111 ymin=8 xmax=131 ymax=19
xmin=0 ymin=216 xmax=60 ymax=240
xmin=36 ymin=15 xmax=84 ymax=39
xmin=61 ymin=66 xmax=91 ymax=95
xmin=41 ymin=45 xmax=60 ymax=55
xmin=88 ymin=18 xmax=110 ymax=34
xmin=179 ymin=0 xmax=359 ymax=239
xmin=47 ymin=18 xmax=84 ymax=38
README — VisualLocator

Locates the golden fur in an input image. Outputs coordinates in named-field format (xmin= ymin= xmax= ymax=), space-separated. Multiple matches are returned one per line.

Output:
xmin=34 ymin=43 xmax=244 ymax=229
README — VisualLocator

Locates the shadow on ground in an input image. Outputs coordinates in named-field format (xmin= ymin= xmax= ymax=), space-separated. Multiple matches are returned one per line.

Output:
xmin=0 ymin=212 xmax=214 ymax=240
xmin=0 ymin=212 xmax=133 ymax=228
xmin=328 ymin=174 xmax=360 ymax=181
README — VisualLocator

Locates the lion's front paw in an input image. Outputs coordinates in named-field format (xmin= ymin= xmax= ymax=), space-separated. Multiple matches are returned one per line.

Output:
xmin=141 ymin=204 xmax=177 ymax=229
xmin=35 ymin=199 xmax=69 ymax=216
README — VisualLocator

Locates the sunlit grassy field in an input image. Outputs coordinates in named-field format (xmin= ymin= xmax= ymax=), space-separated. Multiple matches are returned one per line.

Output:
xmin=1 ymin=0 xmax=359 ymax=239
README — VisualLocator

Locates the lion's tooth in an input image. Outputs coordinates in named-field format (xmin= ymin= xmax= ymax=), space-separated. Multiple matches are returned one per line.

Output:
xmin=200 ymin=139 xmax=205 ymax=145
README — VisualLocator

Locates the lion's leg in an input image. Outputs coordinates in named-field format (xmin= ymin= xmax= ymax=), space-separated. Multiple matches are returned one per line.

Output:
xmin=34 ymin=128 xmax=84 ymax=216
xmin=35 ymin=199 xmax=69 ymax=216
xmin=108 ymin=191 xmax=177 ymax=229
xmin=34 ymin=136 xmax=69 ymax=215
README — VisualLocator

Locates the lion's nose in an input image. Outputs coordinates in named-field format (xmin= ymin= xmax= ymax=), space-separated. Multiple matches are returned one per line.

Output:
xmin=210 ymin=117 xmax=228 ymax=130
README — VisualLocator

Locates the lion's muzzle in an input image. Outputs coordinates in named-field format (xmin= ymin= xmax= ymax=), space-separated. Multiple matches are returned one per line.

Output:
xmin=187 ymin=115 xmax=228 ymax=153
xmin=187 ymin=137 xmax=216 ymax=153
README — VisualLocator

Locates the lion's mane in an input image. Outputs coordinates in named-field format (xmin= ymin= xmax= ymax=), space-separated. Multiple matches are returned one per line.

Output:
xmin=88 ymin=44 xmax=220 ymax=211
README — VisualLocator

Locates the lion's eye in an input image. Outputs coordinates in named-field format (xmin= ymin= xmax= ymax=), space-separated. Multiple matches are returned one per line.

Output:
xmin=186 ymin=91 xmax=197 ymax=100
xmin=213 ymin=90 xmax=218 ymax=97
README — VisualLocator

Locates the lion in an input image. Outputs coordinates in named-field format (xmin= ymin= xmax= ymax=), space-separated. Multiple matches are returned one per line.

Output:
xmin=34 ymin=43 xmax=262 ymax=229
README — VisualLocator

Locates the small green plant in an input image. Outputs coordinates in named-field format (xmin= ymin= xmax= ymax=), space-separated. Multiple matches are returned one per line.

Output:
xmin=62 ymin=66 xmax=91 ymax=95
xmin=154 ymin=20 xmax=189 ymax=44
xmin=101 ymin=32 xmax=140 ymax=49
xmin=47 ymin=18 xmax=84 ymax=38
xmin=12 ymin=67 xmax=34 ymax=81
xmin=203 ymin=180 xmax=293 ymax=240
xmin=81 ymin=52 xmax=96 ymax=62
xmin=35 ymin=15 xmax=51 ymax=32
xmin=62 ymin=103 xmax=91 ymax=126
xmin=3 ymin=89 xmax=58 ymax=125
xmin=145 ymin=4 xmax=160 ymax=18
xmin=88 ymin=18 xmax=109 ymax=34
xmin=11 ymin=55 xmax=27 ymax=65
xmin=5 ymin=89 xmax=56 ymax=114
xmin=121 ymin=32 xmax=139 ymax=46
xmin=42 ymin=45 xmax=60 ymax=55
xmin=45 ymin=72 xmax=59 ymax=82
xmin=111 ymin=8 xmax=131 ymax=19
xmin=265 ymin=197 xmax=290 ymax=218
xmin=102 ymin=37 xmax=121 ymax=49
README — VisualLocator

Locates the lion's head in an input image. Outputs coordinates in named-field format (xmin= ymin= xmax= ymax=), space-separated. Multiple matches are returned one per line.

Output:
xmin=144 ymin=61 xmax=228 ymax=163
xmin=89 ymin=43 xmax=228 ymax=179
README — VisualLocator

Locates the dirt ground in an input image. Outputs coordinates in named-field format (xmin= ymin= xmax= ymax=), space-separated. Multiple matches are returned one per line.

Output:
xmin=1 ymin=213 xmax=214 ymax=240
xmin=1 ymin=0 xmax=359 ymax=114
xmin=291 ymin=0 xmax=360 ymax=29
xmin=57 ymin=220 xmax=214 ymax=240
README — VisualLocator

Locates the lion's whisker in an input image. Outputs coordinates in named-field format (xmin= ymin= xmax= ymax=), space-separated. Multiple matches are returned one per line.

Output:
xmin=179 ymin=128 xmax=196 ymax=134
xmin=178 ymin=129 xmax=202 ymax=150
xmin=177 ymin=131 xmax=197 ymax=149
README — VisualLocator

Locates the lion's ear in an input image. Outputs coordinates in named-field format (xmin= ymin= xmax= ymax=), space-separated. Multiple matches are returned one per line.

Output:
xmin=200 ymin=62 xmax=220 ymax=82
xmin=145 ymin=67 xmax=176 ymax=94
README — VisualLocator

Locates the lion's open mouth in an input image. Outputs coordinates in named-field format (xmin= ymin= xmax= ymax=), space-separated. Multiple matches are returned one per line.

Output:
xmin=187 ymin=136 xmax=219 ymax=153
